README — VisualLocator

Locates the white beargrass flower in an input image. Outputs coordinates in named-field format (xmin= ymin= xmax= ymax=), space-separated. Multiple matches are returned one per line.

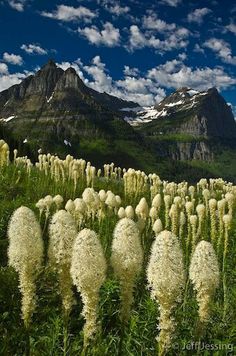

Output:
xmin=35 ymin=198 xmax=46 ymax=218
xmin=118 ymin=207 xmax=126 ymax=219
xmin=111 ymin=218 xmax=143 ymax=323
xmin=82 ymin=188 xmax=95 ymax=205
xmin=74 ymin=198 xmax=87 ymax=227
xmin=65 ymin=199 xmax=75 ymax=214
xmin=189 ymin=215 xmax=198 ymax=249
xmin=149 ymin=206 xmax=158 ymax=225
xmin=48 ymin=210 xmax=77 ymax=315
xmin=98 ymin=189 xmax=107 ymax=202
xmin=196 ymin=204 xmax=205 ymax=237
xmin=152 ymin=219 xmax=163 ymax=235
xmin=70 ymin=229 xmax=107 ymax=346
xmin=217 ymin=199 xmax=226 ymax=250
xmin=169 ymin=203 xmax=178 ymax=236
xmin=173 ymin=196 xmax=182 ymax=207
xmin=209 ymin=199 xmax=217 ymax=244
xmin=189 ymin=241 xmax=220 ymax=323
xmin=225 ymin=192 xmax=234 ymax=215
xmin=135 ymin=197 xmax=149 ymax=220
xmin=125 ymin=205 xmax=134 ymax=219
xmin=8 ymin=206 xmax=44 ymax=328
xmin=179 ymin=211 xmax=186 ymax=241
xmin=152 ymin=194 xmax=162 ymax=212
xmin=105 ymin=191 xmax=117 ymax=209
xmin=164 ymin=195 xmax=171 ymax=228
xmin=53 ymin=195 xmax=64 ymax=211
xmin=147 ymin=230 xmax=185 ymax=354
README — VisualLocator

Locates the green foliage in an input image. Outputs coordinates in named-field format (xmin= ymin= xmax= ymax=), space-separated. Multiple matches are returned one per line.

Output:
xmin=0 ymin=161 xmax=236 ymax=355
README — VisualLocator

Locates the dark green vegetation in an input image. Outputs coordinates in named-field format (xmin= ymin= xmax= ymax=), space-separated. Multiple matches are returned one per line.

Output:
xmin=0 ymin=162 xmax=236 ymax=355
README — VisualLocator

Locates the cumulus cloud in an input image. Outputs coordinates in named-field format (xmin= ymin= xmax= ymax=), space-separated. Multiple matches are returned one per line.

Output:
xmin=104 ymin=4 xmax=130 ymax=16
xmin=7 ymin=0 xmax=25 ymax=12
xmin=160 ymin=0 xmax=182 ymax=7
xmin=3 ymin=52 xmax=23 ymax=65
xmin=128 ymin=25 xmax=189 ymax=51
xmin=178 ymin=52 xmax=187 ymax=61
xmin=194 ymin=44 xmax=205 ymax=54
xmin=187 ymin=8 xmax=211 ymax=24
xmin=1 ymin=55 xmax=235 ymax=107
xmin=21 ymin=44 xmax=47 ymax=55
xmin=123 ymin=66 xmax=140 ymax=76
xmin=203 ymin=38 xmax=236 ymax=65
xmin=147 ymin=59 xmax=236 ymax=90
xmin=56 ymin=56 xmax=166 ymax=105
xmin=0 ymin=63 xmax=9 ymax=74
xmin=0 ymin=70 xmax=33 ymax=91
xmin=226 ymin=23 xmax=236 ymax=35
xmin=142 ymin=13 xmax=176 ymax=32
xmin=78 ymin=22 xmax=120 ymax=47
xmin=41 ymin=5 xmax=96 ymax=22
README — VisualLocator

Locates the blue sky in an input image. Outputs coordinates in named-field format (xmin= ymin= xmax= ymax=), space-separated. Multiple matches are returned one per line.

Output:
xmin=0 ymin=0 xmax=236 ymax=113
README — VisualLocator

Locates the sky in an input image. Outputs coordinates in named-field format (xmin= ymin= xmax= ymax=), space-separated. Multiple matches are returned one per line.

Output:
xmin=0 ymin=0 xmax=236 ymax=114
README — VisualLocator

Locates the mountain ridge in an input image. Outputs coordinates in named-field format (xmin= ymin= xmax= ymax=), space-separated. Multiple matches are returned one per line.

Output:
xmin=124 ymin=86 xmax=236 ymax=139
xmin=0 ymin=60 xmax=236 ymax=182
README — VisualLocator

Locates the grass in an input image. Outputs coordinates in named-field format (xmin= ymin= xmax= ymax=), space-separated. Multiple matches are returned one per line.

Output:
xmin=0 ymin=159 xmax=236 ymax=355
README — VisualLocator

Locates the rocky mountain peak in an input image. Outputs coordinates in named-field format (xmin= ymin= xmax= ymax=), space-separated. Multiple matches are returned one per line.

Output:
xmin=125 ymin=87 xmax=236 ymax=139
xmin=0 ymin=61 xmax=138 ymax=119
xmin=41 ymin=59 xmax=57 ymax=71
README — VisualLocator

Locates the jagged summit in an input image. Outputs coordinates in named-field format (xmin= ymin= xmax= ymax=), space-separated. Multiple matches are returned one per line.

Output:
xmin=124 ymin=87 xmax=236 ymax=139
xmin=41 ymin=59 xmax=57 ymax=70
xmin=0 ymin=61 xmax=138 ymax=119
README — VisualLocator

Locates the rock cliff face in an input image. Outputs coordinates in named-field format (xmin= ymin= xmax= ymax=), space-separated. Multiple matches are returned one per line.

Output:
xmin=124 ymin=87 xmax=236 ymax=161
xmin=0 ymin=61 xmax=236 ymax=164
xmin=0 ymin=60 xmax=138 ymax=119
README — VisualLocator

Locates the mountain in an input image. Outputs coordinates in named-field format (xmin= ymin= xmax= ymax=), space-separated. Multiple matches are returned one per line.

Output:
xmin=123 ymin=87 xmax=236 ymax=137
xmin=0 ymin=60 xmax=138 ymax=118
xmin=1 ymin=61 xmax=236 ymax=182
xmin=122 ymin=87 xmax=236 ymax=161
xmin=0 ymin=60 xmax=142 ymax=165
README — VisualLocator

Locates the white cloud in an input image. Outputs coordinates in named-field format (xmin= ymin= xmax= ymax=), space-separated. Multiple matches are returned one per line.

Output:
xmin=56 ymin=56 xmax=236 ymax=105
xmin=128 ymin=25 xmax=189 ymax=51
xmin=123 ymin=66 xmax=140 ymax=76
xmin=0 ymin=63 xmax=8 ymax=74
xmin=203 ymin=38 xmax=236 ymax=65
xmin=0 ymin=71 xmax=32 ymax=91
xmin=1 ymin=56 xmax=235 ymax=108
xmin=56 ymin=56 xmax=166 ymax=105
xmin=142 ymin=14 xmax=176 ymax=32
xmin=3 ymin=52 xmax=23 ymax=65
xmin=187 ymin=8 xmax=211 ymax=24
xmin=129 ymin=25 xmax=146 ymax=49
xmin=41 ymin=5 xmax=96 ymax=22
xmin=105 ymin=4 xmax=130 ymax=16
xmin=226 ymin=23 xmax=236 ymax=35
xmin=78 ymin=22 xmax=120 ymax=47
xmin=160 ymin=0 xmax=182 ymax=7
xmin=83 ymin=56 xmax=113 ymax=93
xmin=7 ymin=0 xmax=25 ymax=12
xmin=178 ymin=52 xmax=187 ymax=61
xmin=21 ymin=44 xmax=47 ymax=55
xmin=194 ymin=44 xmax=205 ymax=54
xmin=147 ymin=59 xmax=236 ymax=90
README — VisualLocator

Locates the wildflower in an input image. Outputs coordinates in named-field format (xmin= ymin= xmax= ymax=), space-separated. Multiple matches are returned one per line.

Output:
xmin=189 ymin=241 xmax=219 ymax=323
xmin=70 ymin=229 xmax=107 ymax=346
xmin=147 ymin=230 xmax=185 ymax=354
xmin=48 ymin=210 xmax=77 ymax=315
xmin=8 ymin=207 xmax=44 ymax=328
xmin=111 ymin=218 xmax=143 ymax=323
